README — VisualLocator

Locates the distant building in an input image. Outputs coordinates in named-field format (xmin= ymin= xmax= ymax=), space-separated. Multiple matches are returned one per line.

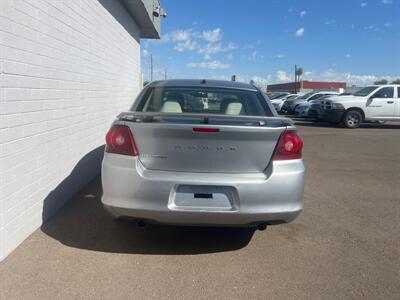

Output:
xmin=267 ymin=81 xmax=347 ymax=93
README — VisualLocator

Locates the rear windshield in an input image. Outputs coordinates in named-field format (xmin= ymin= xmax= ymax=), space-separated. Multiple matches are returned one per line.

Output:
xmin=135 ymin=87 xmax=273 ymax=116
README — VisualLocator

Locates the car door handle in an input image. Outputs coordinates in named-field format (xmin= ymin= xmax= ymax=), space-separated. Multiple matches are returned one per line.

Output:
xmin=387 ymin=101 xmax=394 ymax=104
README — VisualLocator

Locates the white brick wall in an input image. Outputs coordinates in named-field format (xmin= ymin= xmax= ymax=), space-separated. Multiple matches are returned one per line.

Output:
xmin=0 ymin=0 xmax=142 ymax=261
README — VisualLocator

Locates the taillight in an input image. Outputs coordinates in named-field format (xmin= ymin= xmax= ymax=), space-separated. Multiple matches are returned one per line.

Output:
xmin=272 ymin=130 xmax=303 ymax=161
xmin=105 ymin=125 xmax=138 ymax=156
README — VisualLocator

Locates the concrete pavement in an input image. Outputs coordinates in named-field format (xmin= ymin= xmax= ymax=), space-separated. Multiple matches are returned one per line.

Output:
xmin=1 ymin=121 xmax=400 ymax=299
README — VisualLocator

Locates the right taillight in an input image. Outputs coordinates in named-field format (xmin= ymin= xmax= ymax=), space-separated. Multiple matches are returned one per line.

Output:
xmin=272 ymin=130 xmax=303 ymax=161
xmin=105 ymin=125 xmax=139 ymax=156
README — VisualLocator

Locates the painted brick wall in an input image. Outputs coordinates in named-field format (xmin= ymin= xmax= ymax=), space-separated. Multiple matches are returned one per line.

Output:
xmin=0 ymin=0 xmax=142 ymax=261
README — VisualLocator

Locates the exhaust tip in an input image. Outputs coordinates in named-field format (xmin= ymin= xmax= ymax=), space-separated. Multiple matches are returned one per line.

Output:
xmin=257 ymin=223 xmax=267 ymax=231
xmin=137 ymin=220 xmax=146 ymax=227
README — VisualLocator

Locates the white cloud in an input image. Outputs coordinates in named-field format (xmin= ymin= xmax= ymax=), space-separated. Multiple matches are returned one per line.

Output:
xmin=247 ymin=76 xmax=270 ymax=89
xmin=345 ymin=53 xmax=352 ymax=59
xmin=360 ymin=2 xmax=367 ymax=7
xmin=325 ymin=20 xmax=336 ymax=26
xmin=365 ymin=24 xmax=376 ymax=30
xmin=243 ymin=44 xmax=254 ymax=49
xmin=201 ymin=28 xmax=222 ymax=42
xmin=384 ymin=22 xmax=393 ymax=27
xmin=174 ymin=40 xmax=199 ymax=52
xmin=198 ymin=43 xmax=222 ymax=55
xmin=237 ymin=75 xmax=272 ymax=88
xmin=300 ymin=10 xmax=307 ymax=18
xmin=186 ymin=60 xmax=230 ymax=69
xmin=166 ymin=29 xmax=193 ymax=42
xmin=225 ymin=42 xmax=238 ymax=50
xmin=273 ymin=54 xmax=285 ymax=59
xmin=382 ymin=0 xmax=393 ymax=4
xmin=295 ymin=27 xmax=305 ymax=37
xmin=276 ymin=70 xmax=291 ymax=82
xmin=303 ymin=69 xmax=400 ymax=86
xmin=247 ymin=51 xmax=264 ymax=61
xmin=160 ymin=27 xmax=238 ymax=59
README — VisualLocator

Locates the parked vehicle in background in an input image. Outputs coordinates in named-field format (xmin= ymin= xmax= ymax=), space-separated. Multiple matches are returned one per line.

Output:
xmin=102 ymin=80 xmax=305 ymax=229
xmin=281 ymin=91 xmax=340 ymax=114
xmin=295 ymin=94 xmax=337 ymax=118
xmin=320 ymin=85 xmax=400 ymax=128
xmin=294 ymin=102 xmax=311 ymax=117
xmin=266 ymin=92 xmax=289 ymax=100
xmin=271 ymin=94 xmax=298 ymax=112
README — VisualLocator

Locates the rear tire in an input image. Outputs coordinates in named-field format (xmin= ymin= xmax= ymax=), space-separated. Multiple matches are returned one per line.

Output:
xmin=342 ymin=110 xmax=362 ymax=128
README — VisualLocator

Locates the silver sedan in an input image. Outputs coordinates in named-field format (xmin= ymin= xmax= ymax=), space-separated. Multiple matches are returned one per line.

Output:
xmin=102 ymin=80 xmax=305 ymax=229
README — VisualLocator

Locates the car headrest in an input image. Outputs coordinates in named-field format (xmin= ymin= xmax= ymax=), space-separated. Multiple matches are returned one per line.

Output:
xmin=220 ymin=98 xmax=237 ymax=113
xmin=161 ymin=101 xmax=182 ymax=113
xmin=225 ymin=102 xmax=243 ymax=115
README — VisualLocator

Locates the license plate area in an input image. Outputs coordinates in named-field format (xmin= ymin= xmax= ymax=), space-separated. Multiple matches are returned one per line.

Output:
xmin=170 ymin=185 xmax=238 ymax=211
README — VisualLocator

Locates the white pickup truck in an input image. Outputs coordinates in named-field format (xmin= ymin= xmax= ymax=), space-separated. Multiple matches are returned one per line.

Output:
xmin=320 ymin=85 xmax=400 ymax=128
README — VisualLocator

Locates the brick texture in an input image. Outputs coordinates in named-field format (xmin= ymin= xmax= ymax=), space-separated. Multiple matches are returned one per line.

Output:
xmin=0 ymin=0 xmax=142 ymax=261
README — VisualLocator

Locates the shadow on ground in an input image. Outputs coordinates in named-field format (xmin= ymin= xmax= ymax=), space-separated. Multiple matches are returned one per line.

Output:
xmin=41 ymin=177 xmax=255 ymax=255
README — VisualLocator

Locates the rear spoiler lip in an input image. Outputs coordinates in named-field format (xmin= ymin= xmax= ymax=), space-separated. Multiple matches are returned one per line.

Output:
xmin=117 ymin=111 xmax=294 ymax=127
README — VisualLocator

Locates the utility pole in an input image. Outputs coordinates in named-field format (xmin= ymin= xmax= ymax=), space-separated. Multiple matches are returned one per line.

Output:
xmin=294 ymin=64 xmax=297 ymax=94
xmin=164 ymin=68 xmax=167 ymax=80
xmin=150 ymin=54 xmax=153 ymax=81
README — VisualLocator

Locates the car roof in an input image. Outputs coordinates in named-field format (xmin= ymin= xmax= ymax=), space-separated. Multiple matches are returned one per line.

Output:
xmin=148 ymin=79 xmax=258 ymax=91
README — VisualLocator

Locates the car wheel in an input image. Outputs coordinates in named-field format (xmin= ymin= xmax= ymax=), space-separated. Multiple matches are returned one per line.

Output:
xmin=342 ymin=110 xmax=362 ymax=128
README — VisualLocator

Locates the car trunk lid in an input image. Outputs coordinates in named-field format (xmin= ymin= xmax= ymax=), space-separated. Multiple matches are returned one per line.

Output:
xmin=119 ymin=112 xmax=290 ymax=173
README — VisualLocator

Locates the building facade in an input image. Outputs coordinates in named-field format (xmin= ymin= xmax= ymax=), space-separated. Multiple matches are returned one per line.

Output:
xmin=267 ymin=80 xmax=347 ymax=93
xmin=0 ymin=0 xmax=162 ymax=261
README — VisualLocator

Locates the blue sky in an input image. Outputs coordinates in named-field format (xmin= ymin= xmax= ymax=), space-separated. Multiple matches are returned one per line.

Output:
xmin=142 ymin=0 xmax=400 ymax=86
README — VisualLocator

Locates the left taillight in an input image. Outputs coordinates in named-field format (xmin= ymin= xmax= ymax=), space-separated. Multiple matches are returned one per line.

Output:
xmin=105 ymin=125 xmax=139 ymax=156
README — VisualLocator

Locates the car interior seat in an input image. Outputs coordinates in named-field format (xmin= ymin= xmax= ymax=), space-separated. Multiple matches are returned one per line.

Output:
xmin=161 ymin=101 xmax=183 ymax=113
xmin=220 ymin=98 xmax=246 ymax=115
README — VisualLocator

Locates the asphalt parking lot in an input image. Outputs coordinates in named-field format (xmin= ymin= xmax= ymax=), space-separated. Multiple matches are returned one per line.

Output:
xmin=1 ymin=120 xmax=400 ymax=300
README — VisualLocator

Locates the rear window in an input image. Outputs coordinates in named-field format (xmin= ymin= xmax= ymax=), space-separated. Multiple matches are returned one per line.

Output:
xmin=135 ymin=87 xmax=272 ymax=116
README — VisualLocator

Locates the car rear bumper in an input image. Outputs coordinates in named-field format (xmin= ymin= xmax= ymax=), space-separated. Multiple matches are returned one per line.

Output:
xmin=101 ymin=153 xmax=305 ymax=226
xmin=320 ymin=109 xmax=345 ymax=123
